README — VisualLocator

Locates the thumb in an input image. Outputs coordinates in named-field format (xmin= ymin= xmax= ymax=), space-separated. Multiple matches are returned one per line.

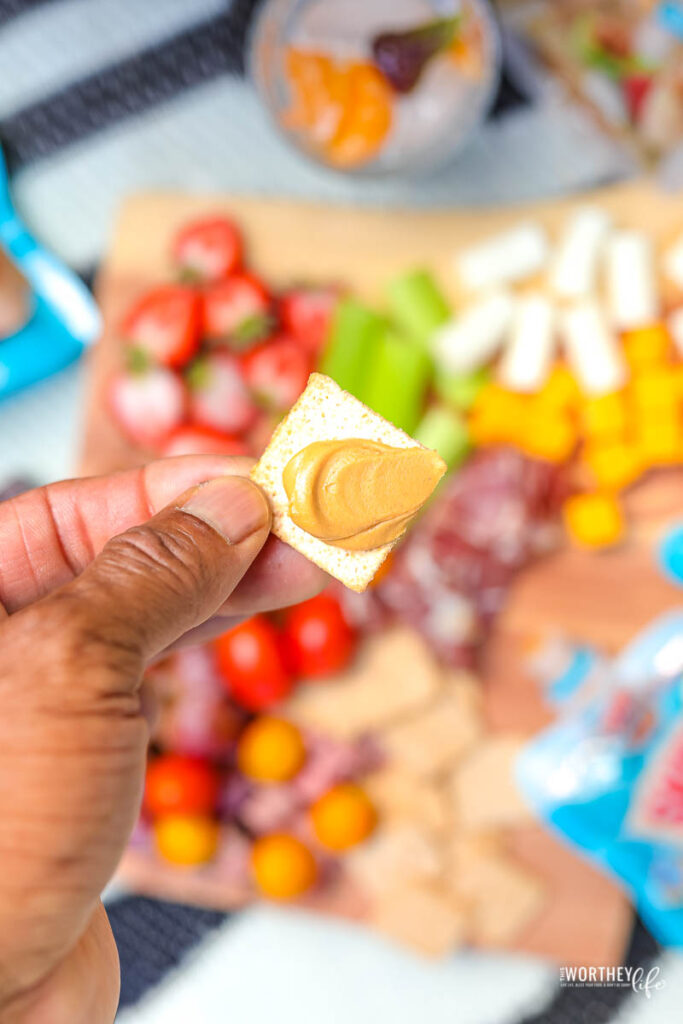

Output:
xmin=55 ymin=473 xmax=271 ymax=668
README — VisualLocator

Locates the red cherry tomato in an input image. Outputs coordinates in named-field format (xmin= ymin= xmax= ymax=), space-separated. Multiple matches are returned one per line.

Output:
xmin=160 ymin=425 xmax=249 ymax=458
xmin=241 ymin=336 xmax=311 ymax=412
xmin=121 ymin=285 xmax=201 ymax=369
xmin=280 ymin=592 xmax=356 ymax=679
xmin=215 ymin=617 xmax=293 ymax=711
xmin=172 ymin=216 xmax=242 ymax=282
xmin=144 ymin=754 xmax=220 ymax=817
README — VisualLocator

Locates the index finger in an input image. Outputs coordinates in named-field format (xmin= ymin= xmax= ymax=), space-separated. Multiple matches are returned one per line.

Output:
xmin=0 ymin=456 xmax=324 ymax=614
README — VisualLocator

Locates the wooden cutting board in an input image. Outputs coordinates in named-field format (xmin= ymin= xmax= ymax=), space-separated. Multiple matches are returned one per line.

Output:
xmin=84 ymin=181 xmax=683 ymax=965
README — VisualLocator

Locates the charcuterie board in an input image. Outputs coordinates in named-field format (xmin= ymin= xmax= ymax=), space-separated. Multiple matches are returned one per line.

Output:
xmin=82 ymin=180 xmax=683 ymax=965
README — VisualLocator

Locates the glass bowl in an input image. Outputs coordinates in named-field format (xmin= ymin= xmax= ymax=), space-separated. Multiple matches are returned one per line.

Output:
xmin=249 ymin=0 xmax=502 ymax=178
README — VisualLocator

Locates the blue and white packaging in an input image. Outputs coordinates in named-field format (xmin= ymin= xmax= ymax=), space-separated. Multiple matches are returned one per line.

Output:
xmin=518 ymin=612 xmax=683 ymax=946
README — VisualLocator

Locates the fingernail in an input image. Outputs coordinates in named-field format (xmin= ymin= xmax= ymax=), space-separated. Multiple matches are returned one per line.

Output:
xmin=181 ymin=476 xmax=270 ymax=544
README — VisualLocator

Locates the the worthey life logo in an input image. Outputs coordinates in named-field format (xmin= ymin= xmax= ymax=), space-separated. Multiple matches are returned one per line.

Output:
xmin=559 ymin=965 xmax=665 ymax=999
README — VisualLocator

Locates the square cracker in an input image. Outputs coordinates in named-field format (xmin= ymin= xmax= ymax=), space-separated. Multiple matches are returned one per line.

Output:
xmin=251 ymin=372 xmax=435 ymax=592
xmin=449 ymin=735 xmax=535 ymax=830
xmin=286 ymin=627 xmax=442 ymax=738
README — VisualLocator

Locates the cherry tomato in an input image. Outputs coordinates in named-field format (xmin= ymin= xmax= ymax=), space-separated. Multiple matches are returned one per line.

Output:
xmin=154 ymin=814 xmax=219 ymax=866
xmin=241 ymin=336 xmax=311 ymax=412
xmin=280 ymin=592 xmax=356 ymax=679
xmin=144 ymin=753 xmax=220 ymax=817
xmin=121 ymin=285 xmax=201 ymax=369
xmin=310 ymin=783 xmax=376 ymax=851
xmin=251 ymin=833 xmax=317 ymax=899
xmin=172 ymin=216 xmax=242 ymax=282
xmin=215 ymin=616 xmax=293 ymax=711
xmin=237 ymin=717 xmax=306 ymax=782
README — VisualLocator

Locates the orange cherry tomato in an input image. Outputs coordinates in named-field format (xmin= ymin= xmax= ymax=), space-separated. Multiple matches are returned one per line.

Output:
xmin=237 ymin=717 xmax=306 ymax=783
xmin=154 ymin=814 xmax=219 ymax=866
xmin=310 ymin=783 xmax=377 ymax=851
xmin=251 ymin=834 xmax=317 ymax=899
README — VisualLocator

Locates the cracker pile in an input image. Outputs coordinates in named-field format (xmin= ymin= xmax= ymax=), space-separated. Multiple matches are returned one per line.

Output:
xmin=288 ymin=628 xmax=545 ymax=956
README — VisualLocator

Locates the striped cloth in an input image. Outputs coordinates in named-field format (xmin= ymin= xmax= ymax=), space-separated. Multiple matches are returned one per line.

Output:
xmin=0 ymin=2 xmax=674 ymax=1022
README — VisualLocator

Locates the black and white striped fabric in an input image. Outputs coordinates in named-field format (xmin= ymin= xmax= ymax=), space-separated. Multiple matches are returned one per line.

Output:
xmin=0 ymin=2 xmax=674 ymax=1021
xmin=1 ymin=0 xmax=635 ymax=270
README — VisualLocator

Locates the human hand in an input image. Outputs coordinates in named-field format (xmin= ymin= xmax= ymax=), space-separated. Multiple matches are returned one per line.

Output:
xmin=0 ymin=455 xmax=324 ymax=1023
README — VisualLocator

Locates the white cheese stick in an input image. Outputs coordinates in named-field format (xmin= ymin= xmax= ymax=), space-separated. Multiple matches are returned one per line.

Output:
xmin=560 ymin=300 xmax=626 ymax=396
xmin=663 ymin=234 xmax=683 ymax=291
xmin=606 ymin=231 xmax=658 ymax=329
xmin=550 ymin=206 xmax=611 ymax=299
xmin=456 ymin=223 xmax=549 ymax=292
xmin=433 ymin=290 xmax=515 ymax=374
xmin=498 ymin=293 xmax=556 ymax=393
xmin=668 ymin=307 xmax=683 ymax=357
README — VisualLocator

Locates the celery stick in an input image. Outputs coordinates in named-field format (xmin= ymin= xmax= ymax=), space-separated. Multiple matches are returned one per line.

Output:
xmin=361 ymin=330 xmax=431 ymax=433
xmin=434 ymin=366 xmax=490 ymax=411
xmin=414 ymin=405 xmax=470 ymax=468
xmin=387 ymin=269 xmax=450 ymax=348
xmin=320 ymin=299 xmax=385 ymax=399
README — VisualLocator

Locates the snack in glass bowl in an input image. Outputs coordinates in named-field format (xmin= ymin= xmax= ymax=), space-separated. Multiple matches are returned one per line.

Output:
xmin=250 ymin=0 xmax=501 ymax=175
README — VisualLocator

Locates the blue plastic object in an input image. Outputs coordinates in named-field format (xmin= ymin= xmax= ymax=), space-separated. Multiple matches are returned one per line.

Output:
xmin=518 ymin=612 xmax=683 ymax=946
xmin=659 ymin=524 xmax=683 ymax=586
xmin=0 ymin=149 xmax=100 ymax=401
xmin=658 ymin=1 xmax=683 ymax=39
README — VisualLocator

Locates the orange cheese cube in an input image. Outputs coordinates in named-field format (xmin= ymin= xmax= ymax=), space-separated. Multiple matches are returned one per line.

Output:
xmin=580 ymin=392 xmax=628 ymax=441
xmin=582 ymin=441 xmax=642 ymax=491
xmin=633 ymin=416 xmax=681 ymax=466
xmin=629 ymin=369 xmax=679 ymax=412
xmin=519 ymin=411 xmax=577 ymax=463
xmin=469 ymin=385 xmax=527 ymax=445
xmin=622 ymin=324 xmax=671 ymax=370
xmin=563 ymin=492 xmax=624 ymax=549
xmin=536 ymin=365 xmax=580 ymax=412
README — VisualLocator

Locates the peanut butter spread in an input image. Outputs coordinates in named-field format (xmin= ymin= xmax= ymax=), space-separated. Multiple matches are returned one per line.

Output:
xmin=282 ymin=439 xmax=446 ymax=551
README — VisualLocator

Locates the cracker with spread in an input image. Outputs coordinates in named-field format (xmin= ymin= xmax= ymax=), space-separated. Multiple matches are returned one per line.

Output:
xmin=251 ymin=373 xmax=446 ymax=592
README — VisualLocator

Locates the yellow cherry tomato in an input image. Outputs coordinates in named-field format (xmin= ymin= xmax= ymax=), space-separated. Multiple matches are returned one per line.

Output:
xmin=310 ymin=783 xmax=377 ymax=852
xmin=237 ymin=717 xmax=306 ymax=783
xmin=153 ymin=814 xmax=219 ymax=866
xmin=251 ymin=834 xmax=317 ymax=900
